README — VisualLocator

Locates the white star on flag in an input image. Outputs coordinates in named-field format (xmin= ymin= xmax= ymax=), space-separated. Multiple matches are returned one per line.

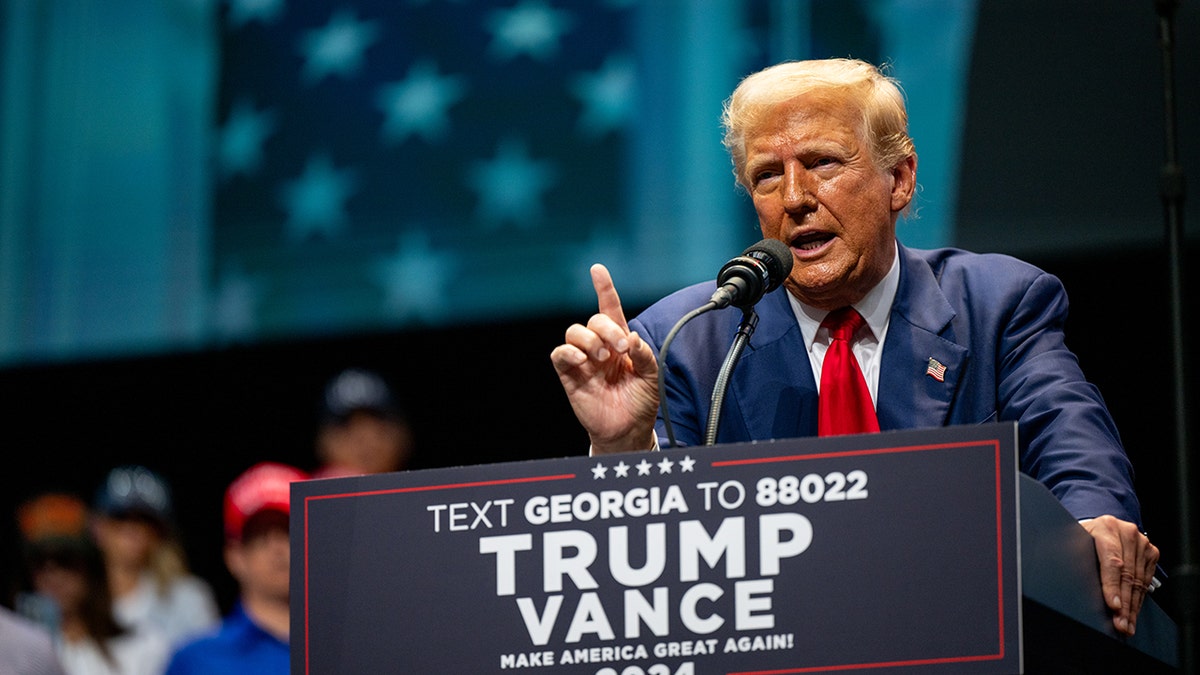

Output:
xmin=212 ymin=267 xmax=264 ymax=339
xmin=376 ymin=60 xmax=468 ymax=144
xmin=218 ymin=100 xmax=276 ymax=178
xmin=299 ymin=10 xmax=381 ymax=84
xmin=373 ymin=232 xmax=458 ymax=322
xmin=570 ymin=53 xmax=636 ymax=137
xmin=278 ymin=155 xmax=358 ymax=241
xmin=485 ymin=0 xmax=574 ymax=62
xmin=466 ymin=138 xmax=558 ymax=229
xmin=227 ymin=0 xmax=284 ymax=27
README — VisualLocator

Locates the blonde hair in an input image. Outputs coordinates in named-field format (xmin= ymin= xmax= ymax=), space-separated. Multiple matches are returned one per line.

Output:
xmin=721 ymin=58 xmax=915 ymax=189
xmin=149 ymin=537 xmax=190 ymax=595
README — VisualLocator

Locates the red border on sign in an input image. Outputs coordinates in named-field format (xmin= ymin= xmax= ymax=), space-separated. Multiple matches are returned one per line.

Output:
xmin=300 ymin=438 xmax=1009 ymax=674
xmin=302 ymin=472 xmax=577 ymax=675
xmin=715 ymin=439 xmax=1006 ymax=675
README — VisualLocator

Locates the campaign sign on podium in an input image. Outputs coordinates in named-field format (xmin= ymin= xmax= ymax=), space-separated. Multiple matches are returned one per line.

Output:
xmin=292 ymin=423 xmax=1021 ymax=674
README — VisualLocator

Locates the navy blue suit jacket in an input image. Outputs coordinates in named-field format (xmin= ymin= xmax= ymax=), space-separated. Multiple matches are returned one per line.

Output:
xmin=629 ymin=244 xmax=1141 ymax=525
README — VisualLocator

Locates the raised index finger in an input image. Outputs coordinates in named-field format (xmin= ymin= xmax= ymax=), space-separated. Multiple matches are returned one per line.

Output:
xmin=591 ymin=263 xmax=629 ymax=331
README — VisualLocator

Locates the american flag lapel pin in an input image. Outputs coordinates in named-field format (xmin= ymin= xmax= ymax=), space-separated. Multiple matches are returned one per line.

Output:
xmin=925 ymin=357 xmax=947 ymax=382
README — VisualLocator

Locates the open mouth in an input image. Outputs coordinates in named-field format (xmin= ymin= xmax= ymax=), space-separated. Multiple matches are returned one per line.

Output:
xmin=790 ymin=231 xmax=835 ymax=253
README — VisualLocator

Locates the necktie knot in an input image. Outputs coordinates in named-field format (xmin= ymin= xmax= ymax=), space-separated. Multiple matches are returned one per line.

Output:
xmin=821 ymin=307 xmax=865 ymax=342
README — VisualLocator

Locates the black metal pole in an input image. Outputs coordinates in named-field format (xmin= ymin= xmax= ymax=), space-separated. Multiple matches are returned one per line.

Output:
xmin=1153 ymin=1 xmax=1196 ymax=673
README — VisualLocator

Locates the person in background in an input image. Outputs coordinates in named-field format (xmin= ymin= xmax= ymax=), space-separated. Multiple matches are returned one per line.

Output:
xmin=91 ymin=466 xmax=219 ymax=648
xmin=312 ymin=368 xmax=413 ymax=478
xmin=163 ymin=462 xmax=308 ymax=675
xmin=16 ymin=493 xmax=169 ymax=675
xmin=0 ymin=604 xmax=67 ymax=675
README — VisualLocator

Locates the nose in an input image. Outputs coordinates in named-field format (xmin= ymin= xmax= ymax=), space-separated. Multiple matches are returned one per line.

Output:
xmin=781 ymin=164 xmax=816 ymax=213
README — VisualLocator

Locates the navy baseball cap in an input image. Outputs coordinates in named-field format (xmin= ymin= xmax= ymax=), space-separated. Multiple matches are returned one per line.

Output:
xmin=93 ymin=465 xmax=173 ymax=527
xmin=320 ymin=368 xmax=402 ymax=424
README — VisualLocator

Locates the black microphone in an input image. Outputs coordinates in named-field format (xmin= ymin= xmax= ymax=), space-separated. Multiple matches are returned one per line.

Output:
xmin=709 ymin=238 xmax=794 ymax=309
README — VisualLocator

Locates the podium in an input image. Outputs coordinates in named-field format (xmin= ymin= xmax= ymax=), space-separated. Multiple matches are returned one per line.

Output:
xmin=1017 ymin=471 xmax=1176 ymax=672
xmin=291 ymin=423 xmax=1177 ymax=673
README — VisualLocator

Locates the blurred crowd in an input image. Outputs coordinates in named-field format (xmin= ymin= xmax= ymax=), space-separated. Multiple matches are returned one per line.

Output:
xmin=1 ymin=368 xmax=413 ymax=675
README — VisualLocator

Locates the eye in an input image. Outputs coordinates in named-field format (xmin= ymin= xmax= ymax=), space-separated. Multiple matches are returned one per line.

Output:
xmin=751 ymin=168 xmax=781 ymax=187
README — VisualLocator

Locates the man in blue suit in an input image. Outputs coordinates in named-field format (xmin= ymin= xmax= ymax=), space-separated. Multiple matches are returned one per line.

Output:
xmin=551 ymin=58 xmax=1158 ymax=637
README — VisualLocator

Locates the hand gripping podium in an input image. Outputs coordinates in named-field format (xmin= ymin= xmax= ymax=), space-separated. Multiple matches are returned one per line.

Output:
xmin=291 ymin=422 xmax=1177 ymax=674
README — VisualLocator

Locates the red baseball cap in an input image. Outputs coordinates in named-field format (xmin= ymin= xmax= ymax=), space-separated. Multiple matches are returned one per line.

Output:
xmin=223 ymin=462 xmax=309 ymax=541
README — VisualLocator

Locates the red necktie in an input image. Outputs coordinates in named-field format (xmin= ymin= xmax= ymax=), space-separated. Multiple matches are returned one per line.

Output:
xmin=818 ymin=307 xmax=880 ymax=436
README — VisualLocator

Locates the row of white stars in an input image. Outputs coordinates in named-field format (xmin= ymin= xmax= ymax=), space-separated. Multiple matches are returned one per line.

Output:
xmin=228 ymin=0 xmax=636 ymax=32
xmin=218 ymin=1 xmax=637 ymax=238
xmin=591 ymin=455 xmax=697 ymax=480
xmin=220 ymin=48 xmax=632 ymax=172
xmin=230 ymin=0 xmax=576 ymax=65
xmin=222 ymin=51 xmax=631 ymax=240
xmin=210 ymin=226 xmax=636 ymax=337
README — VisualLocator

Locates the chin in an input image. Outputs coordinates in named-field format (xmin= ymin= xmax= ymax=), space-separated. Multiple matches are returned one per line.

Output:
xmin=787 ymin=277 xmax=857 ymax=310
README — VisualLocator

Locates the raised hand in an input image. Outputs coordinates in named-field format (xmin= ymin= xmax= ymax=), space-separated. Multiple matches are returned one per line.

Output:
xmin=550 ymin=264 xmax=660 ymax=454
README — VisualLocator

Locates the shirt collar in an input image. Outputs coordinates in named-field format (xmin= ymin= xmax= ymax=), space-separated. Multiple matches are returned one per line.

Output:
xmin=789 ymin=243 xmax=900 ymax=352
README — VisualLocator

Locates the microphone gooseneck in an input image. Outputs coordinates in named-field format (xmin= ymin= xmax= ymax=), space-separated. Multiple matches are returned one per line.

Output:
xmin=705 ymin=308 xmax=759 ymax=446
xmin=658 ymin=239 xmax=794 ymax=448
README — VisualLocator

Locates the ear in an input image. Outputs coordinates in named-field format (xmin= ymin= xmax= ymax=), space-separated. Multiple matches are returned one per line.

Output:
xmin=889 ymin=154 xmax=917 ymax=212
xmin=224 ymin=543 xmax=245 ymax=582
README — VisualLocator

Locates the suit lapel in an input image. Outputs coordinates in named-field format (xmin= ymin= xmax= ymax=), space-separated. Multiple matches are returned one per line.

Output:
xmin=876 ymin=245 xmax=968 ymax=430
xmin=729 ymin=288 xmax=819 ymax=440
xmin=722 ymin=245 xmax=970 ymax=439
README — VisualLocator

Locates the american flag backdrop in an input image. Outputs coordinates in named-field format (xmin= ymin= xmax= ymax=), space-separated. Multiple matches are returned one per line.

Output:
xmin=0 ymin=0 xmax=977 ymax=365
xmin=212 ymin=0 xmax=706 ymax=340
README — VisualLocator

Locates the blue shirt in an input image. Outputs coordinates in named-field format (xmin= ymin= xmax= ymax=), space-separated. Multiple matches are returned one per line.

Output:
xmin=164 ymin=603 xmax=288 ymax=675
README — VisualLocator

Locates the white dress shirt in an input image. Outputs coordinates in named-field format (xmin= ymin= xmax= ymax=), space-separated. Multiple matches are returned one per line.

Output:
xmin=787 ymin=245 xmax=901 ymax=405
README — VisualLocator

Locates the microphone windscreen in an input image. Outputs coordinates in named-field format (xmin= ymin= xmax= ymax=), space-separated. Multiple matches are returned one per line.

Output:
xmin=742 ymin=238 xmax=793 ymax=292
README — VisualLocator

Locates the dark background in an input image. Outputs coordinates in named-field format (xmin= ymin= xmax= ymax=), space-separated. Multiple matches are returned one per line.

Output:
xmin=1 ymin=0 xmax=1197 ymax=631
xmin=2 ymin=246 xmax=1193 ymax=619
